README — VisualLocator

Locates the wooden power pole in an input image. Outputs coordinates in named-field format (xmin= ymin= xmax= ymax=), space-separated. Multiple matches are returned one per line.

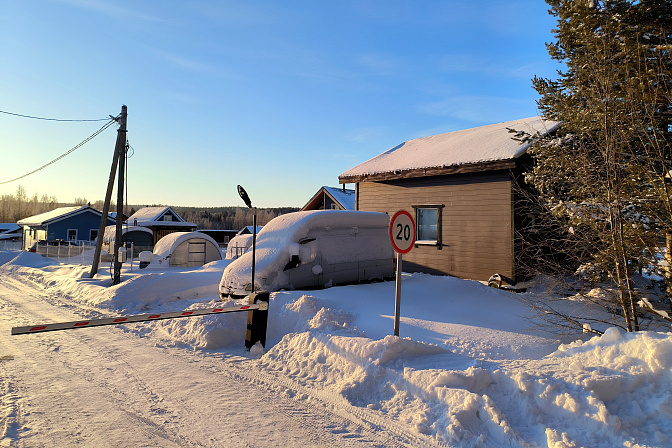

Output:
xmin=113 ymin=107 xmax=128 ymax=285
xmin=89 ymin=105 xmax=127 ymax=281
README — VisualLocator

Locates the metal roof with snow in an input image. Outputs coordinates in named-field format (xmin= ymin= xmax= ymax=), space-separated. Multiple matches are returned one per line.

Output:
xmin=126 ymin=207 xmax=196 ymax=232
xmin=339 ymin=117 xmax=560 ymax=183
xmin=127 ymin=206 xmax=185 ymax=224
xmin=0 ymin=223 xmax=20 ymax=234
xmin=302 ymin=186 xmax=355 ymax=211
xmin=17 ymin=206 xmax=109 ymax=227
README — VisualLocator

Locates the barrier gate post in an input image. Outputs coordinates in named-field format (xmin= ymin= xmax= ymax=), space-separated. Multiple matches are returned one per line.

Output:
xmin=245 ymin=290 xmax=269 ymax=350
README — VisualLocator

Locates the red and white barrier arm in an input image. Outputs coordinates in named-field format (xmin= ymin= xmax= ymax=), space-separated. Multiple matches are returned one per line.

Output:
xmin=11 ymin=302 xmax=269 ymax=336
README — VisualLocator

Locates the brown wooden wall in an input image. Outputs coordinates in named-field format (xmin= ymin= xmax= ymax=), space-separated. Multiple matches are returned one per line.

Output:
xmin=356 ymin=171 xmax=515 ymax=282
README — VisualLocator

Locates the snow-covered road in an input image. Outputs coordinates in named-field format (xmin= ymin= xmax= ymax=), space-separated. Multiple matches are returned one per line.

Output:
xmin=0 ymin=275 xmax=425 ymax=447
xmin=3 ymin=251 xmax=672 ymax=447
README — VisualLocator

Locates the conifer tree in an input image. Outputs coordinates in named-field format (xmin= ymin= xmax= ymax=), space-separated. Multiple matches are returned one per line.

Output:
xmin=527 ymin=0 xmax=672 ymax=331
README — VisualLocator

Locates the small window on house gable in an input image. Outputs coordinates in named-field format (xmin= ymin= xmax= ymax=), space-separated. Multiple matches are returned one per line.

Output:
xmin=413 ymin=205 xmax=443 ymax=247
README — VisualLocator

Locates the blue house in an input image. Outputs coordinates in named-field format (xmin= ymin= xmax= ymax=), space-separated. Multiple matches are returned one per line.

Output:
xmin=18 ymin=206 xmax=115 ymax=250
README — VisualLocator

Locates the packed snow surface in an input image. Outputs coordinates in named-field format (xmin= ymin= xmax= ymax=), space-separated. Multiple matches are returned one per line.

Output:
xmin=1 ymin=250 xmax=671 ymax=447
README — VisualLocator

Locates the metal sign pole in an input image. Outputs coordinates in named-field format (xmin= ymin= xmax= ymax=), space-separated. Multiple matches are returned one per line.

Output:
xmin=237 ymin=185 xmax=256 ymax=294
xmin=394 ymin=252 xmax=402 ymax=337
xmin=389 ymin=209 xmax=416 ymax=338
xmin=251 ymin=208 xmax=257 ymax=293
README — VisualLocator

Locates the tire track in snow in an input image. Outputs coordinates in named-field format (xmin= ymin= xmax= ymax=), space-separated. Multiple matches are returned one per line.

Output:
xmin=189 ymin=351 xmax=449 ymax=448
xmin=0 ymin=278 xmax=195 ymax=447
xmin=0 ymin=275 xmax=416 ymax=447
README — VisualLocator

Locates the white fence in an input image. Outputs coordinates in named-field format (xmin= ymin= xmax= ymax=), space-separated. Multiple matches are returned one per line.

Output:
xmin=1 ymin=240 xmax=157 ymax=269
xmin=0 ymin=240 xmax=21 ymax=251
xmin=31 ymin=240 xmax=98 ymax=264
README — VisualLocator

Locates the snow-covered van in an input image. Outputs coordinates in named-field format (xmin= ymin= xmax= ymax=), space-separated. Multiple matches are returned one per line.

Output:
xmin=219 ymin=210 xmax=393 ymax=298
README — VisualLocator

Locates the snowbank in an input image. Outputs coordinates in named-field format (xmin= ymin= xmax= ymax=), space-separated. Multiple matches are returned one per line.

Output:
xmin=2 ymin=250 xmax=671 ymax=447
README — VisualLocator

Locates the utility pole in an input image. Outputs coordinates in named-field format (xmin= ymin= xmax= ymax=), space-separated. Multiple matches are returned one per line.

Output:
xmin=113 ymin=107 xmax=128 ymax=285
xmin=89 ymin=105 xmax=127 ymax=281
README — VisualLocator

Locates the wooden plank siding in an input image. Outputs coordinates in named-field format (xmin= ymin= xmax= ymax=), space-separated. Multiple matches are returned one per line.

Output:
xmin=356 ymin=171 xmax=515 ymax=282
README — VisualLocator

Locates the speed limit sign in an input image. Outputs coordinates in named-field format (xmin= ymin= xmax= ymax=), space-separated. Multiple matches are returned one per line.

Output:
xmin=389 ymin=210 xmax=416 ymax=254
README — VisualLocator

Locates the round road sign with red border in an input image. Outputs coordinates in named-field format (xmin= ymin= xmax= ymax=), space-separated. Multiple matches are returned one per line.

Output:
xmin=389 ymin=210 xmax=416 ymax=254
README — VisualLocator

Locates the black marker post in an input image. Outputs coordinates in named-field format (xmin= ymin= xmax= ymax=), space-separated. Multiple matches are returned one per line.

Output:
xmin=237 ymin=185 xmax=269 ymax=349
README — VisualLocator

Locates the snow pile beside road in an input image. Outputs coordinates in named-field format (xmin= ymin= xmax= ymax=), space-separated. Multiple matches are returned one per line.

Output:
xmin=551 ymin=328 xmax=672 ymax=445
xmin=258 ymin=326 xmax=672 ymax=446
xmin=3 ymin=251 xmax=672 ymax=446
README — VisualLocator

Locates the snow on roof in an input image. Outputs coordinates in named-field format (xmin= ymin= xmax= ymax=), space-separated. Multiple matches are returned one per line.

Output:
xmin=324 ymin=186 xmax=355 ymax=210
xmin=0 ymin=223 xmax=20 ymax=234
xmin=302 ymin=186 xmax=356 ymax=211
xmin=152 ymin=231 xmax=220 ymax=258
xmin=127 ymin=206 xmax=196 ymax=228
xmin=238 ymin=226 xmax=264 ymax=235
xmin=17 ymin=206 xmax=106 ymax=227
xmin=128 ymin=206 xmax=184 ymax=223
xmin=102 ymin=225 xmax=153 ymax=243
xmin=339 ymin=117 xmax=560 ymax=180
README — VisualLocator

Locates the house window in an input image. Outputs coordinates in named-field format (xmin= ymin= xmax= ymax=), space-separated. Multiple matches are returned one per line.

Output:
xmin=164 ymin=215 xmax=173 ymax=221
xmin=331 ymin=204 xmax=339 ymax=210
xmin=90 ymin=229 xmax=99 ymax=241
xmin=413 ymin=205 xmax=443 ymax=246
xmin=67 ymin=229 xmax=78 ymax=241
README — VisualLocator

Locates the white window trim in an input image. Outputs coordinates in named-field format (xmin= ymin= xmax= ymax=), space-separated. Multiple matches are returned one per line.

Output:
xmin=67 ymin=229 xmax=78 ymax=241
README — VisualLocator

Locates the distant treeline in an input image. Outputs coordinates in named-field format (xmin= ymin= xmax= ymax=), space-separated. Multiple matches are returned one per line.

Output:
xmin=0 ymin=186 xmax=299 ymax=230
xmin=0 ymin=186 xmax=61 ymax=223
xmin=169 ymin=206 xmax=299 ymax=231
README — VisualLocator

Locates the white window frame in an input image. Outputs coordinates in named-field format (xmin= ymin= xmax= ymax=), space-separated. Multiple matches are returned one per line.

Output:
xmin=412 ymin=205 xmax=443 ymax=247
xmin=67 ymin=229 xmax=78 ymax=241
xmin=89 ymin=229 xmax=99 ymax=241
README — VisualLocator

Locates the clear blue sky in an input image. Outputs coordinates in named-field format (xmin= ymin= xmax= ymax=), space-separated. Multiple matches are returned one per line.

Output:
xmin=0 ymin=0 xmax=560 ymax=208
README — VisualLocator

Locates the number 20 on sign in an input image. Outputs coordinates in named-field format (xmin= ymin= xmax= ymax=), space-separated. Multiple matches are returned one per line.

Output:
xmin=389 ymin=210 xmax=416 ymax=337
xmin=390 ymin=210 xmax=416 ymax=254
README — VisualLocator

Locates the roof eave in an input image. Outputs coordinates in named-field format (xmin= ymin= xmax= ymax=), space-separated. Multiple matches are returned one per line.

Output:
xmin=301 ymin=187 xmax=327 ymax=211
xmin=339 ymin=159 xmax=519 ymax=183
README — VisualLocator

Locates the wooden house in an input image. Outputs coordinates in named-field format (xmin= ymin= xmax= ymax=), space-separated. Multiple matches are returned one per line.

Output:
xmin=237 ymin=226 xmax=264 ymax=236
xmin=338 ymin=117 xmax=560 ymax=283
xmin=127 ymin=206 xmax=197 ymax=245
xmin=18 ymin=206 xmax=115 ymax=250
xmin=302 ymin=186 xmax=356 ymax=211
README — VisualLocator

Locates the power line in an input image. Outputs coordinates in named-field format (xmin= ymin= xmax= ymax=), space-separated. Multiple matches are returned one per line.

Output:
xmin=0 ymin=119 xmax=117 ymax=185
xmin=0 ymin=109 xmax=110 ymax=122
